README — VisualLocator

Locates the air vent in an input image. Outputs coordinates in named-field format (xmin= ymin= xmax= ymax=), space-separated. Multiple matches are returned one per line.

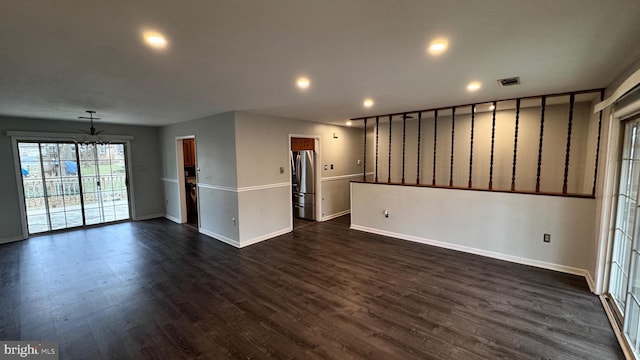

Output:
xmin=497 ymin=77 xmax=520 ymax=87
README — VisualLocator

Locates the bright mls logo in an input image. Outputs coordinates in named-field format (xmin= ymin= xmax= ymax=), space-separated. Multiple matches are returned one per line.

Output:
xmin=0 ymin=342 xmax=58 ymax=360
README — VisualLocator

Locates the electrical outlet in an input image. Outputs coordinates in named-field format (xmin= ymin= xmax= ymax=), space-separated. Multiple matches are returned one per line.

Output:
xmin=384 ymin=210 xmax=389 ymax=218
xmin=232 ymin=218 xmax=236 ymax=226
xmin=543 ymin=233 xmax=551 ymax=243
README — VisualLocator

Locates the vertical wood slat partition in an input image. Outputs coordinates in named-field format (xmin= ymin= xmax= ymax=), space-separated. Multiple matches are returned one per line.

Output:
xmin=469 ymin=105 xmax=475 ymax=188
xmin=388 ymin=115 xmax=392 ymax=184
xmin=375 ymin=116 xmax=379 ymax=183
xmin=402 ymin=114 xmax=407 ymax=184
xmin=536 ymin=96 xmax=547 ymax=193
xmin=511 ymin=99 xmax=521 ymax=191
xmin=449 ymin=107 xmax=456 ymax=187
xmin=356 ymin=89 xmax=603 ymax=198
xmin=417 ymin=112 xmax=422 ymax=185
xmin=592 ymin=90 xmax=605 ymax=196
xmin=489 ymin=102 xmax=497 ymax=190
xmin=363 ymin=118 xmax=367 ymax=181
xmin=562 ymin=94 xmax=575 ymax=194
xmin=432 ymin=110 xmax=438 ymax=186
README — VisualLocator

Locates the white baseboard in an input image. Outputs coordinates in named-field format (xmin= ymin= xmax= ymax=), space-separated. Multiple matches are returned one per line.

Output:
xmin=199 ymin=227 xmax=241 ymax=248
xmin=321 ymin=209 xmax=350 ymax=222
xmin=585 ymin=271 xmax=596 ymax=294
xmin=164 ymin=214 xmax=181 ymax=224
xmin=350 ymin=224 xmax=591 ymax=281
xmin=134 ymin=213 xmax=165 ymax=221
xmin=239 ymin=227 xmax=291 ymax=248
xmin=599 ymin=295 xmax=634 ymax=360
xmin=0 ymin=235 xmax=27 ymax=245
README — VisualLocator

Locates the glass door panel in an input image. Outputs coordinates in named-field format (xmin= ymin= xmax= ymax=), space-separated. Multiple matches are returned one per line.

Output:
xmin=18 ymin=141 xmax=130 ymax=233
xmin=610 ymin=121 xmax=638 ymax=312
xmin=18 ymin=143 xmax=49 ymax=233
xmin=79 ymin=144 xmax=130 ymax=225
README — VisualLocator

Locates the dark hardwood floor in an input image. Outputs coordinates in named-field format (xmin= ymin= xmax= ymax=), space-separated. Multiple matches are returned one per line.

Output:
xmin=0 ymin=216 xmax=623 ymax=359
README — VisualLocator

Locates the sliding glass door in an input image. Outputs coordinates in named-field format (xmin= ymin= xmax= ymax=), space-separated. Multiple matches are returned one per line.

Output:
xmin=18 ymin=141 xmax=130 ymax=234
xmin=609 ymin=115 xmax=640 ymax=356
xmin=79 ymin=144 xmax=129 ymax=225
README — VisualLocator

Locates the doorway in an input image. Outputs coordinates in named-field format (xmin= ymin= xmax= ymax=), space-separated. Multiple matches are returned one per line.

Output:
xmin=290 ymin=136 xmax=318 ymax=229
xmin=17 ymin=142 xmax=130 ymax=234
xmin=177 ymin=137 xmax=198 ymax=227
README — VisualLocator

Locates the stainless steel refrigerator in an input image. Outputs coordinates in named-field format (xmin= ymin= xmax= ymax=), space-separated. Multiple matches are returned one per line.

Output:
xmin=291 ymin=150 xmax=316 ymax=220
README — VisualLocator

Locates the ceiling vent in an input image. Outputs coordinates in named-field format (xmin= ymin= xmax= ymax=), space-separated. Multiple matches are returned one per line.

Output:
xmin=497 ymin=77 xmax=520 ymax=87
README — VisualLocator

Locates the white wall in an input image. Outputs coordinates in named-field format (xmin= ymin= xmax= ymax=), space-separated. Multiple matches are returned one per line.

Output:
xmin=351 ymin=182 xmax=597 ymax=285
xmin=159 ymin=111 xmax=364 ymax=247
xmin=159 ymin=112 xmax=240 ymax=244
xmin=0 ymin=115 xmax=164 ymax=243
xmin=233 ymin=111 xmax=364 ymax=245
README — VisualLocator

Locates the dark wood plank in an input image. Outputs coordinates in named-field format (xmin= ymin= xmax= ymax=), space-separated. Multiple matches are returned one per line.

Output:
xmin=0 ymin=216 xmax=623 ymax=359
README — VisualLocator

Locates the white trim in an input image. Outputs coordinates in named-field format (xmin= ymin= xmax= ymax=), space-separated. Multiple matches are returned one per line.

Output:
xmin=133 ymin=213 xmax=164 ymax=221
xmin=350 ymin=224 xmax=592 ymax=279
xmin=164 ymin=214 xmax=181 ymax=223
xmin=599 ymin=295 xmax=635 ymax=360
xmin=0 ymin=235 xmax=27 ymax=245
xmin=199 ymin=227 xmax=240 ymax=248
xmin=198 ymin=182 xmax=291 ymax=193
xmin=237 ymin=182 xmax=289 ymax=192
xmin=595 ymin=112 xmax=621 ymax=294
xmin=9 ymin=135 xmax=29 ymax=239
xmin=239 ymin=227 xmax=290 ymax=248
xmin=321 ymin=209 xmax=350 ymax=221
xmin=585 ymin=272 xmax=596 ymax=293
xmin=175 ymin=135 xmax=195 ymax=140
xmin=595 ymin=67 xmax=640 ymax=113
xmin=198 ymin=183 xmax=237 ymax=192
xmin=321 ymin=172 xmax=373 ymax=182
xmin=175 ymin=137 xmax=189 ymax=224
xmin=123 ymin=140 xmax=137 ymax=221
xmin=5 ymin=130 xmax=134 ymax=141
xmin=161 ymin=177 xmax=178 ymax=183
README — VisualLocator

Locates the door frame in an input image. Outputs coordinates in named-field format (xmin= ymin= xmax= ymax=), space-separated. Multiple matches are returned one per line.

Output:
xmin=288 ymin=134 xmax=321 ymax=230
xmin=593 ymin=93 xmax=640 ymax=360
xmin=175 ymin=135 xmax=197 ymax=225
xmin=596 ymin=97 xmax=640 ymax=294
xmin=8 ymin=131 xmax=135 ymax=239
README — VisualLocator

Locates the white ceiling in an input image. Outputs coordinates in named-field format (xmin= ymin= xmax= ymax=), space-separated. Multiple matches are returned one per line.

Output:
xmin=1 ymin=1 xmax=639 ymax=127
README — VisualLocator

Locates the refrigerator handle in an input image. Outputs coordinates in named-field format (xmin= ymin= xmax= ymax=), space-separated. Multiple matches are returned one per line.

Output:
xmin=295 ymin=154 xmax=302 ymax=189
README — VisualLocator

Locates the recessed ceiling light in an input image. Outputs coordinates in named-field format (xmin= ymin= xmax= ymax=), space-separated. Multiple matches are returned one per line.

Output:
xmin=467 ymin=82 xmax=481 ymax=92
xmin=428 ymin=39 xmax=448 ymax=56
xmin=363 ymin=98 xmax=374 ymax=108
xmin=143 ymin=31 xmax=168 ymax=49
xmin=296 ymin=77 xmax=310 ymax=90
xmin=346 ymin=120 xmax=353 ymax=126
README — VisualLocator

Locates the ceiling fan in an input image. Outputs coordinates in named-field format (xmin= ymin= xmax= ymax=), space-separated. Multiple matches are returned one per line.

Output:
xmin=78 ymin=110 xmax=104 ymax=136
